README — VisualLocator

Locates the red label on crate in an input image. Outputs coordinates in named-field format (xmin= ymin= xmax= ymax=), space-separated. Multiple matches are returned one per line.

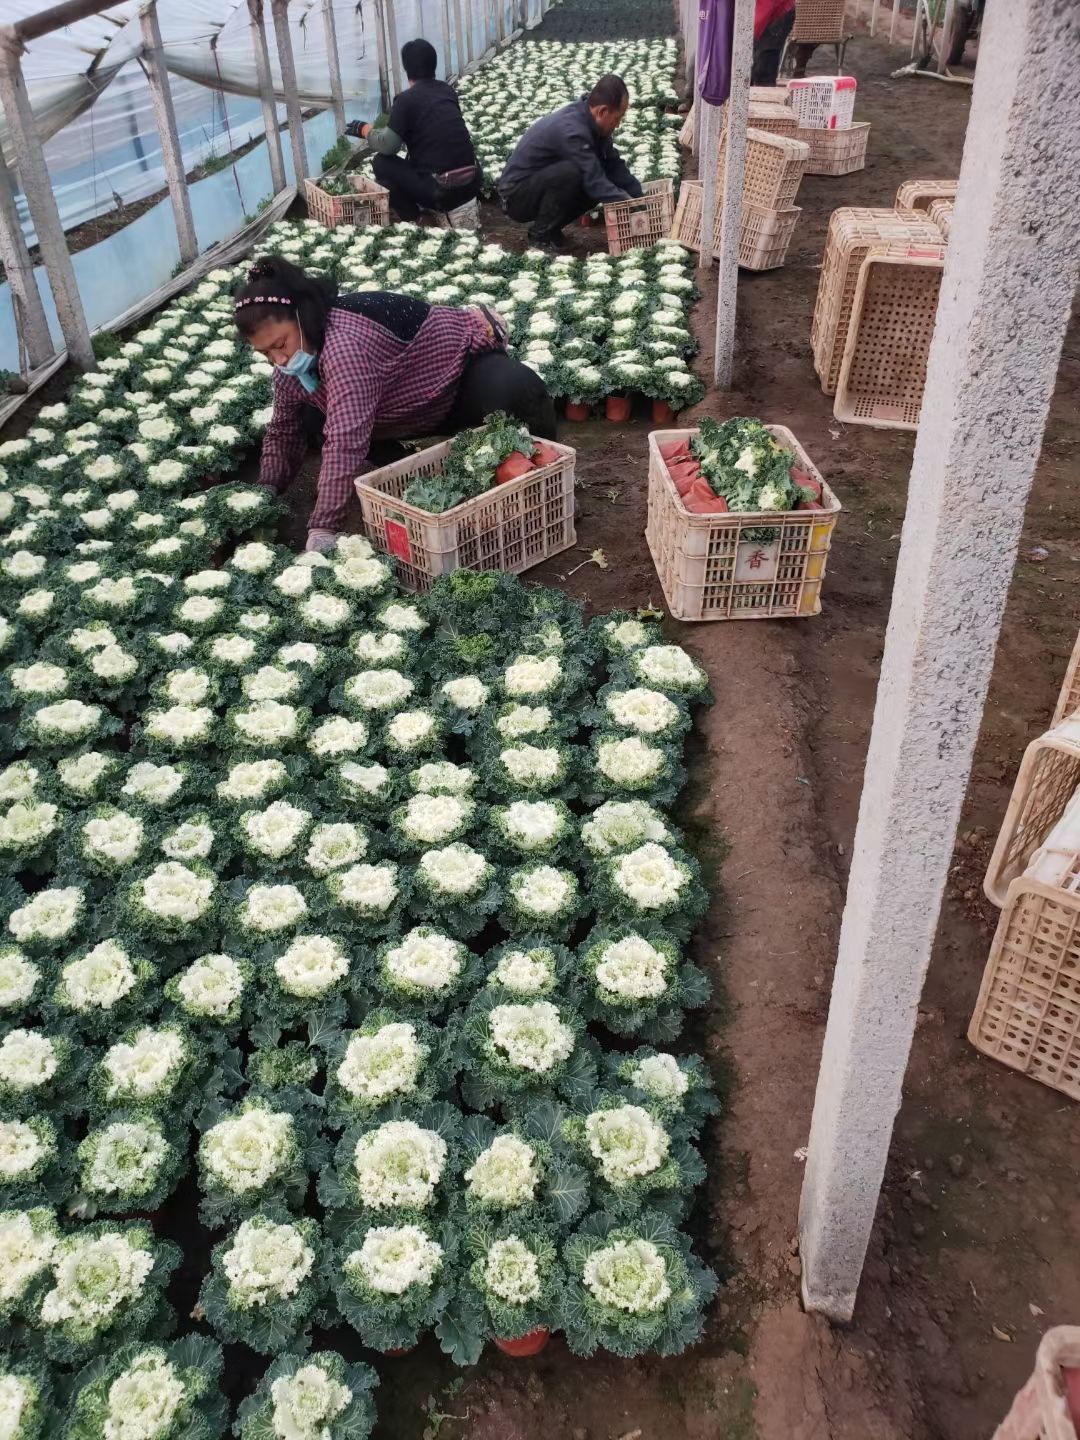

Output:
xmin=385 ymin=520 xmax=413 ymax=564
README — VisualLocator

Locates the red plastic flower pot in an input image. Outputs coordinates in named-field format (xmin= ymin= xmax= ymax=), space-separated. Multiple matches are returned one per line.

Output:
xmin=606 ymin=394 xmax=632 ymax=423
xmin=580 ymin=214 xmax=593 ymax=227
xmin=494 ymin=1328 xmax=550 ymax=1357
xmin=565 ymin=401 xmax=590 ymax=422
xmin=652 ymin=400 xmax=676 ymax=425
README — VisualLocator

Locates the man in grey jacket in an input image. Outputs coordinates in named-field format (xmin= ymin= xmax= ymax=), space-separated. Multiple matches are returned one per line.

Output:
xmin=497 ymin=74 xmax=643 ymax=248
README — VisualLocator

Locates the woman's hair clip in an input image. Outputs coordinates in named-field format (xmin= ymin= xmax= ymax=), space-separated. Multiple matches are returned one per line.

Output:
xmin=234 ymin=294 xmax=292 ymax=312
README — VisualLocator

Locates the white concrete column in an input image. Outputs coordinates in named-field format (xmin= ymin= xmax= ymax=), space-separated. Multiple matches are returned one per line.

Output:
xmin=870 ymin=0 xmax=880 ymax=34
xmin=322 ymin=0 xmax=346 ymax=134
xmin=799 ymin=0 xmax=1080 ymax=1323
xmin=714 ymin=0 xmax=753 ymax=388
xmin=372 ymin=0 xmax=391 ymax=112
xmin=698 ymin=103 xmax=719 ymax=269
xmin=139 ymin=1 xmax=197 ymax=265
xmin=248 ymin=0 xmax=287 ymax=194
xmin=0 ymin=36 xmax=93 ymax=368
xmin=890 ymin=0 xmax=900 ymax=43
xmin=384 ymin=0 xmax=402 ymax=97
xmin=0 ymin=147 xmax=53 ymax=369
xmin=270 ymin=0 xmax=309 ymax=181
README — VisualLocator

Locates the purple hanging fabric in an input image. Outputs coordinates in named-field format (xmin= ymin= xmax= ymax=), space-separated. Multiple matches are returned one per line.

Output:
xmin=697 ymin=0 xmax=736 ymax=106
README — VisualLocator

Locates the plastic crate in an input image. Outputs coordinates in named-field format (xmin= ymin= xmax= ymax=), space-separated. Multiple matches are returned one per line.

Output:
xmin=984 ymin=718 xmax=1080 ymax=907
xmin=811 ymin=207 xmax=945 ymax=394
xmin=894 ymin=178 xmax=958 ymax=212
xmin=645 ymin=426 xmax=840 ymax=622
xmin=991 ymin=1328 xmax=1080 ymax=1438
xmin=746 ymin=101 xmax=799 ymax=137
xmin=603 ymin=179 xmax=675 ymax=255
xmin=798 ymin=121 xmax=870 ymax=175
xmin=791 ymin=0 xmax=847 ymax=43
xmin=833 ymin=250 xmax=945 ymax=430
xmin=355 ymin=436 xmax=576 ymax=592
xmin=679 ymin=108 xmax=695 ymax=150
xmin=749 ymin=85 xmax=792 ymax=105
xmin=303 ymin=174 xmax=390 ymax=230
xmin=928 ymin=196 xmax=954 ymax=239
xmin=1053 ymin=630 xmax=1080 ymax=727
xmin=788 ymin=76 xmax=857 ymax=130
xmin=668 ymin=182 xmax=800 ymax=271
xmin=719 ymin=127 xmax=809 ymax=210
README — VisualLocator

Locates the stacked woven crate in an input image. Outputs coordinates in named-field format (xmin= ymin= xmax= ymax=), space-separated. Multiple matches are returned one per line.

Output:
xmin=788 ymin=76 xmax=869 ymax=176
xmin=811 ymin=206 xmax=946 ymax=428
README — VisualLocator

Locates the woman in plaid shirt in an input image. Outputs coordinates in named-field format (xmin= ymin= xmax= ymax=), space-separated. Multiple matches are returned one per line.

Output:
xmin=234 ymin=257 xmax=556 ymax=551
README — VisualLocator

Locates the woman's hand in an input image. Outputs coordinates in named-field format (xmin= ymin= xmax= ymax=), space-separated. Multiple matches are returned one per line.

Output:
xmin=305 ymin=528 xmax=338 ymax=553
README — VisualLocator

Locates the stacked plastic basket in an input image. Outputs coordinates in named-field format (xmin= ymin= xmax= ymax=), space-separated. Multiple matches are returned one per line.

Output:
xmin=788 ymin=76 xmax=869 ymax=176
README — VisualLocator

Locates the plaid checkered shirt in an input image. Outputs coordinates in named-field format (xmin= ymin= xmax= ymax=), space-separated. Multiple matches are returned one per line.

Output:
xmin=258 ymin=299 xmax=501 ymax=533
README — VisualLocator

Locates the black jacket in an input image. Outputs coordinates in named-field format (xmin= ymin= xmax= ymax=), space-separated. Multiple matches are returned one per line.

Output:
xmin=497 ymin=96 xmax=643 ymax=204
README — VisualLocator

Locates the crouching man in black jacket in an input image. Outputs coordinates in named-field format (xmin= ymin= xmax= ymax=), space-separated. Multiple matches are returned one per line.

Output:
xmin=497 ymin=74 xmax=642 ymax=248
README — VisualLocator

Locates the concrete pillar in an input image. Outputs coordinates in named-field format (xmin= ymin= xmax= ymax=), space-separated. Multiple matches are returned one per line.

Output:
xmin=0 ymin=37 xmax=93 ymax=368
xmin=248 ymin=0 xmax=287 ymax=195
xmin=890 ymin=0 xmax=900 ymax=43
xmin=714 ymin=0 xmax=753 ymax=388
xmin=372 ymin=0 xmax=391 ymax=113
xmin=139 ymin=1 xmax=197 ymax=265
xmin=938 ymin=0 xmax=955 ymax=70
xmin=270 ymin=0 xmax=309 ymax=181
xmin=322 ymin=0 xmax=346 ymax=135
xmin=698 ymin=102 xmax=720 ymax=269
xmin=384 ymin=0 xmax=402 ymax=97
xmin=0 ymin=147 xmax=53 ymax=369
xmin=870 ymin=0 xmax=880 ymax=35
xmin=799 ymin=0 xmax=1080 ymax=1323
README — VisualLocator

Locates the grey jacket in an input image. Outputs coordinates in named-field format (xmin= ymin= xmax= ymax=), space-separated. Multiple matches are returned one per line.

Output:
xmin=497 ymin=97 xmax=643 ymax=205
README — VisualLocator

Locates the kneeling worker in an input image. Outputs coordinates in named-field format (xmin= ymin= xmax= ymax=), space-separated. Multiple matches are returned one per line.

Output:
xmin=497 ymin=74 xmax=642 ymax=248
xmin=347 ymin=38 xmax=482 ymax=221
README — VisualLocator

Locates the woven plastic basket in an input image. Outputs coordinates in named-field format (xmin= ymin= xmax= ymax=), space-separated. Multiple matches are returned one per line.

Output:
xmin=604 ymin=179 xmax=676 ymax=255
xmin=984 ymin=718 xmax=1080 ymax=907
xmin=895 ymin=178 xmax=958 ymax=212
xmin=745 ymin=101 xmax=799 ymax=137
xmin=834 ymin=250 xmax=945 ymax=430
xmin=722 ymin=128 xmax=809 ymax=210
xmin=798 ymin=121 xmax=870 ymax=176
xmin=991 ymin=1328 xmax=1080 ymax=1438
xmin=811 ymin=207 xmax=945 ymax=394
xmin=791 ymin=0 xmax=846 ymax=43
xmin=679 ymin=108 xmax=695 ymax=150
xmin=1053 ymin=630 xmax=1080 ymax=727
xmin=355 ymin=437 xmax=576 ymax=592
xmin=303 ymin=174 xmax=390 ymax=230
xmin=788 ymin=76 xmax=857 ymax=130
xmin=928 ymin=196 xmax=954 ymax=239
xmin=645 ymin=426 xmax=840 ymax=622
xmin=669 ymin=182 xmax=800 ymax=271
xmin=749 ymin=85 xmax=792 ymax=105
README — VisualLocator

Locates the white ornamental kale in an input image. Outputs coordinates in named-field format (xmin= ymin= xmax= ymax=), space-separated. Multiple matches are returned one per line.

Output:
xmin=201 ymin=1104 xmax=295 ymax=1195
xmin=381 ymin=929 xmax=463 ymax=996
xmin=240 ymin=800 xmax=312 ymax=860
xmin=231 ymin=701 xmax=303 ymax=747
xmin=494 ymin=800 xmax=567 ymax=853
xmin=57 ymin=941 xmax=138 ymax=1012
xmin=98 ymin=1350 xmax=187 ymax=1440
xmin=0 ymin=800 xmax=59 ymax=857
xmin=26 ymin=699 xmax=105 ymax=745
xmin=593 ymin=935 xmax=670 ymax=1001
xmin=603 ymin=687 xmax=681 ymax=737
xmin=80 ymin=1118 xmax=170 ymax=1197
xmin=630 ymin=644 xmax=707 ymax=696
xmin=495 ymin=704 xmax=553 ymax=741
xmin=631 ymin=1053 xmax=689 ymax=1102
xmin=80 ymin=810 xmax=146 ymax=868
xmin=610 ymin=844 xmax=688 ymax=911
xmin=336 ymin=1023 xmax=423 ymax=1104
xmin=379 ymin=602 xmax=425 ymax=635
xmin=217 ymin=759 xmax=287 ymax=804
xmin=239 ymin=883 xmax=308 ymax=935
xmin=417 ymin=843 xmax=490 ymax=897
xmin=596 ymin=737 xmax=665 ymax=788
xmin=465 ymin=1134 xmax=539 ymax=1209
xmin=507 ymin=865 xmax=577 ymax=922
xmin=490 ymin=947 xmax=555 ymax=997
xmin=498 ymin=744 xmax=563 ymax=787
xmin=278 ymin=642 xmax=322 ymax=668
xmin=409 ymin=761 xmax=475 ymax=796
xmin=386 ymin=710 xmax=437 ymax=754
xmin=330 ymin=863 xmax=399 ymax=917
xmin=352 ymin=1120 xmax=447 ymax=1211
xmin=345 ymin=1224 xmax=443 ymax=1296
xmin=580 ymin=800 xmax=671 ymax=857
xmin=269 ymin=1362 xmax=352 ymax=1438
xmin=351 ymin=630 xmax=406 ymax=666
xmin=441 ymin=675 xmax=489 ymax=711
xmin=134 ymin=862 xmax=215 ymax=927
xmin=8 ymin=662 xmax=68 ymax=698
xmin=503 ymin=654 xmax=562 ymax=699
xmin=582 ymin=1237 xmax=671 ymax=1314
xmin=160 ymin=668 xmax=213 ymax=706
xmin=332 ymin=556 xmax=391 ymax=596
xmin=488 ymin=1001 xmax=574 ymax=1074
xmin=344 ymin=669 xmax=414 ymax=713
xmin=171 ymin=954 xmax=247 ymax=1020
xmin=0 ymin=1029 xmax=59 ymax=1095
xmin=0 ymin=1208 xmax=57 ymax=1314
xmin=122 ymin=762 xmax=185 ymax=807
xmin=222 ymin=1217 xmax=314 ymax=1307
xmin=231 ymin=541 xmax=277 ymax=574
xmin=0 ymin=762 xmax=38 ymax=804
xmin=208 ymin=633 xmax=257 ymax=667
xmin=299 ymin=593 xmax=353 ymax=633
xmin=584 ymin=1105 xmax=669 ymax=1186
xmin=39 ymin=1229 xmax=155 ymax=1332
xmin=398 ymin=793 xmax=473 ymax=846
xmin=308 ymin=716 xmax=368 ymax=759
xmin=0 ymin=947 xmax=39 ymax=1011
xmin=161 ymin=817 xmax=215 ymax=862
xmin=303 ymin=822 xmax=367 ymax=876
xmin=101 ymin=1027 xmax=187 ymax=1104
xmin=274 ymin=935 xmax=349 ymax=999
xmin=242 ymin=666 xmax=301 ymax=703
xmin=8 ymin=886 xmax=84 ymax=945
xmin=483 ymin=1236 xmax=542 ymax=1304
xmin=271 ymin=565 xmax=313 ymax=599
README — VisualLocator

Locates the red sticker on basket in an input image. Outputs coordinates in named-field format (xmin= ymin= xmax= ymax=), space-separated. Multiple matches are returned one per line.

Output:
xmin=384 ymin=520 xmax=413 ymax=565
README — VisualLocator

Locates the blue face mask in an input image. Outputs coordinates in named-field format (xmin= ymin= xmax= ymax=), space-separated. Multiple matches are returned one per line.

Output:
xmin=279 ymin=347 xmax=319 ymax=393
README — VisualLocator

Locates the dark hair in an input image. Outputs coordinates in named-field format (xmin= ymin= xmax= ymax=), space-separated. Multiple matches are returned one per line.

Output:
xmin=233 ymin=255 xmax=339 ymax=349
xmin=588 ymin=74 xmax=629 ymax=110
xmin=402 ymin=37 xmax=438 ymax=81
